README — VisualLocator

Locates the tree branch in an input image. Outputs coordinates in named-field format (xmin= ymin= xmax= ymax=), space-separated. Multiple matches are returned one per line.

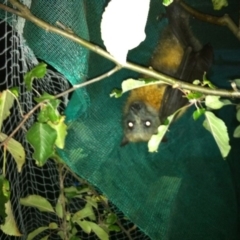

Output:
xmin=0 ymin=67 xmax=119 ymax=147
xmin=0 ymin=0 xmax=238 ymax=98
xmin=66 ymin=167 xmax=134 ymax=240
xmin=55 ymin=66 xmax=120 ymax=99
xmin=0 ymin=3 xmax=23 ymax=17
xmin=179 ymin=1 xmax=240 ymax=40
xmin=58 ymin=165 xmax=69 ymax=240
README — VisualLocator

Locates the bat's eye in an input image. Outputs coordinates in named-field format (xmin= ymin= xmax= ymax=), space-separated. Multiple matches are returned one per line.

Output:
xmin=144 ymin=120 xmax=151 ymax=127
xmin=127 ymin=121 xmax=134 ymax=129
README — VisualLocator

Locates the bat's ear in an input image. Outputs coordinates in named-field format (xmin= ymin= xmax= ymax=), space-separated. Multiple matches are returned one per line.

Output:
xmin=120 ymin=136 xmax=129 ymax=147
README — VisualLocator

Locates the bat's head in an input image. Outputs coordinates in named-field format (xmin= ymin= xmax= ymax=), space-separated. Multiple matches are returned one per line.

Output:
xmin=121 ymin=100 xmax=160 ymax=146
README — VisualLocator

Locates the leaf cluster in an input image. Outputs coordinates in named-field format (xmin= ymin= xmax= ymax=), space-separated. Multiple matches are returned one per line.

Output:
xmin=0 ymin=62 xmax=122 ymax=239
xmin=19 ymin=184 xmax=120 ymax=240
xmin=0 ymin=63 xmax=67 ymax=236
xmin=116 ymin=76 xmax=235 ymax=158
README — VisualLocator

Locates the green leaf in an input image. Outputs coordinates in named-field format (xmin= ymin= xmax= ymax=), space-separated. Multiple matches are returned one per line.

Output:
xmin=87 ymin=222 xmax=109 ymax=240
xmin=0 ymin=201 xmax=22 ymax=236
xmin=85 ymin=196 xmax=98 ymax=209
xmin=205 ymin=95 xmax=224 ymax=109
xmin=27 ymin=226 xmax=49 ymax=240
xmin=46 ymin=100 xmax=61 ymax=122
xmin=71 ymin=227 xmax=78 ymax=235
xmin=34 ymin=92 xmax=55 ymax=103
xmin=139 ymin=77 xmax=159 ymax=84
xmin=163 ymin=118 xmax=169 ymax=125
xmin=76 ymin=220 xmax=108 ymax=240
xmin=64 ymin=186 xmax=90 ymax=199
xmin=47 ymin=116 xmax=67 ymax=149
xmin=162 ymin=0 xmax=174 ymax=6
xmin=186 ymin=91 xmax=203 ymax=100
xmin=24 ymin=62 xmax=47 ymax=91
xmin=9 ymin=87 xmax=19 ymax=98
xmin=0 ymin=90 xmax=15 ymax=131
xmin=64 ymin=186 xmax=79 ymax=198
xmin=203 ymin=111 xmax=231 ymax=158
xmin=221 ymin=99 xmax=232 ymax=106
xmin=31 ymin=62 xmax=47 ymax=78
xmin=0 ymin=133 xmax=25 ymax=173
xmin=57 ymin=231 xmax=64 ymax=239
xmin=49 ymin=222 xmax=58 ymax=229
xmin=92 ymin=195 xmax=108 ymax=204
xmin=26 ymin=123 xmax=57 ymax=166
xmin=75 ymin=220 xmax=92 ymax=234
xmin=233 ymin=125 xmax=240 ymax=138
xmin=109 ymin=88 xmax=122 ymax=98
xmin=122 ymin=78 xmax=164 ymax=93
xmin=20 ymin=195 xmax=55 ymax=213
xmin=72 ymin=203 xmax=96 ymax=221
xmin=24 ymin=72 xmax=33 ymax=91
xmin=40 ymin=235 xmax=49 ymax=240
xmin=55 ymin=200 xmax=63 ymax=219
xmin=37 ymin=99 xmax=61 ymax=123
xmin=110 ymin=78 xmax=164 ymax=98
xmin=108 ymin=225 xmax=121 ymax=232
xmin=2 ymin=178 xmax=10 ymax=199
xmin=234 ymin=79 xmax=240 ymax=87
xmin=105 ymin=213 xmax=117 ymax=225
xmin=148 ymin=114 xmax=174 ymax=152
xmin=212 ymin=0 xmax=228 ymax=10
xmin=193 ymin=108 xmax=205 ymax=120
xmin=236 ymin=106 xmax=240 ymax=122
xmin=70 ymin=236 xmax=82 ymax=240
xmin=192 ymin=80 xmax=201 ymax=85
xmin=37 ymin=107 xmax=50 ymax=123
xmin=203 ymin=74 xmax=217 ymax=89
xmin=0 ymin=176 xmax=9 ymax=220
xmin=76 ymin=186 xmax=91 ymax=193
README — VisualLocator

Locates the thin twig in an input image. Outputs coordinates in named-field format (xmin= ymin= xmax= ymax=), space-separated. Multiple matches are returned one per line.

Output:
xmin=64 ymin=166 xmax=134 ymax=240
xmin=55 ymin=66 xmax=120 ymax=99
xmin=179 ymin=1 xmax=240 ymax=40
xmin=7 ymin=0 xmax=116 ymax=63
xmin=58 ymin=164 xmax=69 ymax=240
xmin=0 ymin=67 xmax=120 ymax=147
xmin=0 ymin=0 xmax=239 ymax=98
xmin=0 ymin=101 xmax=42 ymax=147
xmin=0 ymin=3 xmax=24 ymax=17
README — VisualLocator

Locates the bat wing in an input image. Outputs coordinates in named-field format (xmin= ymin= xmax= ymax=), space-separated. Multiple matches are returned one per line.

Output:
xmin=158 ymin=43 xmax=213 ymax=123
xmin=158 ymin=2 xmax=213 ymax=123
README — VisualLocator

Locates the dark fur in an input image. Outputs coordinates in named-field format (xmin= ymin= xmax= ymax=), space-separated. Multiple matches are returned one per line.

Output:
xmin=122 ymin=1 xmax=213 ymax=145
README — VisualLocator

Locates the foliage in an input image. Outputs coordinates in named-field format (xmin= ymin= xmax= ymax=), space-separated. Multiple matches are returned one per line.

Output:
xmin=233 ymin=80 xmax=240 ymax=138
xmin=110 ymin=78 xmax=165 ymax=98
xmin=1 ymin=201 xmax=22 ymax=236
xmin=203 ymin=111 xmax=230 ymax=158
xmin=0 ymin=62 xmax=121 ymax=239
xmin=19 ymin=183 xmax=120 ymax=240
xmin=148 ymin=114 xmax=174 ymax=152
xmin=162 ymin=0 xmax=174 ymax=6
xmin=0 ymin=176 xmax=9 ymax=219
xmin=115 ymin=76 xmax=234 ymax=158
xmin=211 ymin=0 xmax=228 ymax=10
xmin=24 ymin=62 xmax=47 ymax=91
xmin=0 ymin=0 xmax=238 ymax=239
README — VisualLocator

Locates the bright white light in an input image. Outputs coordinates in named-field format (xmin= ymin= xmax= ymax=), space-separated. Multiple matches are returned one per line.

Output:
xmin=101 ymin=0 xmax=150 ymax=65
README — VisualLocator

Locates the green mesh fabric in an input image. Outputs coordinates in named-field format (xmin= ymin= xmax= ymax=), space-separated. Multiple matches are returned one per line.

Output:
xmin=19 ymin=0 xmax=240 ymax=239
xmin=23 ymin=0 xmax=90 ymax=120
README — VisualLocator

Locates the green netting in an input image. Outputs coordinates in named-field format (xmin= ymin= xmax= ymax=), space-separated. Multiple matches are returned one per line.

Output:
xmin=23 ymin=0 xmax=90 ymax=120
xmin=57 ymin=1 xmax=240 ymax=239
xmin=11 ymin=0 xmax=240 ymax=239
